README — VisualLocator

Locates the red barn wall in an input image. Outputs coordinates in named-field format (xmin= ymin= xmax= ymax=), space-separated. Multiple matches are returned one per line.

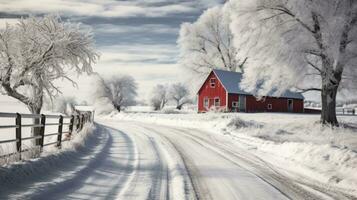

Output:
xmin=198 ymin=72 xmax=227 ymax=112
xmin=227 ymin=94 xmax=239 ymax=111
xmin=292 ymin=99 xmax=304 ymax=113
xmin=226 ymin=94 xmax=303 ymax=113
xmin=246 ymin=95 xmax=304 ymax=113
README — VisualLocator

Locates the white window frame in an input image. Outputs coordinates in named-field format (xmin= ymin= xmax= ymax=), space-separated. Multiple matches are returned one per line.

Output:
xmin=204 ymin=97 xmax=209 ymax=108
xmin=267 ymin=104 xmax=272 ymax=110
xmin=214 ymin=97 xmax=220 ymax=107
xmin=232 ymin=101 xmax=239 ymax=108
xmin=210 ymin=78 xmax=216 ymax=88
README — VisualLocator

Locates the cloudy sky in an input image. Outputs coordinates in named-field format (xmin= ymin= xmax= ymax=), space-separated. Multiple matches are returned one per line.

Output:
xmin=0 ymin=0 xmax=224 ymax=101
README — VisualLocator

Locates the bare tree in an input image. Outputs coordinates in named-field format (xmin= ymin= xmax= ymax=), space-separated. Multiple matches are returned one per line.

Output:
xmin=169 ymin=83 xmax=191 ymax=110
xmin=178 ymin=5 xmax=247 ymax=76
xmin=0 ymin=15 xmax=99 ymax=114
xmin=230 ymin=0 xmax=357 ymax=126
xmin=150 ymin=84 xmax=169 ymax=111
xmin=96 ymin=75 xmax=137 ymax=112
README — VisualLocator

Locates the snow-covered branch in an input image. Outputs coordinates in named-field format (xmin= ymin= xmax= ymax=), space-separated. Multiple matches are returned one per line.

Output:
xmin=178 ymin=5 xmax=246 ymax=76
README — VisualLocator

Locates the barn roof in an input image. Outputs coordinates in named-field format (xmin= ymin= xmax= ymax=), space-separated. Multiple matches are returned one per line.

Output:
xmin=212 ymin=69 xmax=304 ymax=100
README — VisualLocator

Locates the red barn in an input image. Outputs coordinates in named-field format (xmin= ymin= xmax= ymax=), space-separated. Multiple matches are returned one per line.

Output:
xmin=197 ymin=69 xmax=304 ymax=113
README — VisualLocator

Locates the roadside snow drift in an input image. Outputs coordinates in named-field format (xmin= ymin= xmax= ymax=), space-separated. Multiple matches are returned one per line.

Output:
xmin=0 ymin=124 xmax=95 ymax=199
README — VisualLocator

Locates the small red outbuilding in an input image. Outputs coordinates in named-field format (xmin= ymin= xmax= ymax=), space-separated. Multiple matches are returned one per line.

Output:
xmin=197 ymin=69 xmax=304 ymax=113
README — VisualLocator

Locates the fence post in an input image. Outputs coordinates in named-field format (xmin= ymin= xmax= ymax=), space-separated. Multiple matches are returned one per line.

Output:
xmin=69 ymin=115 xmax=74 ymax=137
xmin=81 ymin=114 xmax=85 ymax=130
xmin=76 ymin=115 xmax=80 ymax=131
xmin=39 ymin=114 xmax=46 ymax=148
xmin=57 ymin=115 xmax=63 ymax=148
xmin=15 ymin=113 xmax=22 ymax=160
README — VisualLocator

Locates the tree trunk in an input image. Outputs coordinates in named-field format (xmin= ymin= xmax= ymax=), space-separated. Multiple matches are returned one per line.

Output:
xmin=114 ymin=104 xmax=121 ymax=112
xmin=28 ymin=104 xmax=42 ymax=146
xmin=176 ymin=104 xmax=182 ymax=110
xmin=320 ymin=84 xmax=339 ymax=126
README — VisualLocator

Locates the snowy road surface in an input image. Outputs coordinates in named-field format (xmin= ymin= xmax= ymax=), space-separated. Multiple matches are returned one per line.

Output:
xmin=1 ymin=119 xmax=355 ymax=200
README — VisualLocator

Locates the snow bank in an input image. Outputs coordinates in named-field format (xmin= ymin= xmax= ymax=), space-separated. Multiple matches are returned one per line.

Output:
xmin=0 ymin=123 xmax=95 ymax=197
xmin=100 ymin=112 xmax=357 ymax=194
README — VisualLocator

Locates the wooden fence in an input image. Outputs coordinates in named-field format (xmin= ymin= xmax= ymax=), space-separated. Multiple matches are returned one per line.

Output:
xmin=0 ymin=111 xmax=92 ymax=160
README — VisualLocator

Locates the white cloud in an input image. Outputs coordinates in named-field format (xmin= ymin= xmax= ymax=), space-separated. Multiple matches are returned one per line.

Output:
xmin=0 ymin=0 xmax=197 ymax=18
xmin=95 ymin=24 xmax=179 ymax=35
xmin=69 ymin=43 xmax=183 ymax=99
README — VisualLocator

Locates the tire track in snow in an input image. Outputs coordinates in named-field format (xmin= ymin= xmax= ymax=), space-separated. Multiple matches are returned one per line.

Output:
xmin=139 ymin=123 xmax=316 ymax=200
xmin=171 ymin=127 xmax=355 ymax=200
xmin=109 ymin=124 xmax=171 ymax=200
xmin=146 ymin=136 xmax=170 ymax=200
xmin=163 ymin=137 xmax=212 ymax=200
xmin=130 ymin=125 xmax=198 ymax=200
xmin=147 ymin=129 xmax=207 ymax=200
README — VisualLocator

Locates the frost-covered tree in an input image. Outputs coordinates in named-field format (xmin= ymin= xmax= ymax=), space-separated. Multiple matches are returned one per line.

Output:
xmin=169 ymin=83 xmax=191 ymax=110
xmin=178 ymin=5 xmax=247 ymax=75
xmin=230 ymin=0 xmax=357 ymax=126
xmin=48 ymin=96 xmax=77 ymax=115
xmin=96 ymin=75 xmax=137 ymax=112
xmin=0 ymin=15 xmax=99 ymax=114
xmin=150 ymin=84 xmax=168 ymax=111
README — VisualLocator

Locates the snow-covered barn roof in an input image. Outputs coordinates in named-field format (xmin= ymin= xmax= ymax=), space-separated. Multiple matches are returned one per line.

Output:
xmin=212 ymin=69 xmax=304 ymax=100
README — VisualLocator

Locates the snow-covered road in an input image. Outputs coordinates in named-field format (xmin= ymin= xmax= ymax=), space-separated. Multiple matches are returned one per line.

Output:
xmin=2 ymin=119 xmax=355 ymax=200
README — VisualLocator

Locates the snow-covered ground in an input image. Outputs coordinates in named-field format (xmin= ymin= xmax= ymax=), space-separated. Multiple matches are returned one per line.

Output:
xmin=1 ymin=99 xmax=356 ymax=199
xmin=99 ymin=110 xmax=357 ymax=198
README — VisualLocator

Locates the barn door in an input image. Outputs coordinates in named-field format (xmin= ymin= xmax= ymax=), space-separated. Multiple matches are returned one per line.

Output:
xmin=239 ymin=95 xmax=246 ymax=112
xmin=288 ymin=99 xmax=293 ymax=112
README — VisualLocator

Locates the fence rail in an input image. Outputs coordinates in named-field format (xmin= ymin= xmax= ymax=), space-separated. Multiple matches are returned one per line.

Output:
xmin=0 ymin=111 xmax=92 ymax=160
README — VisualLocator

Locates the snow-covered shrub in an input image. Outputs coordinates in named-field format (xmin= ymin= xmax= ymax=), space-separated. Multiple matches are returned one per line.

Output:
xmin=227 ymin=117 xmax=262 ymax=129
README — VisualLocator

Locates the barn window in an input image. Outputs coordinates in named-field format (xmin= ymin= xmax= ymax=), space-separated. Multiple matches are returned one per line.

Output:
xmin=204 ymin=97 xmax=209 ymax=107
xmin=210 ymin=78 xmax=216 ymax=88
xmin=267 ymin=104 xmax=272 ymax=110
xmin=214 ymin=97 xmax=220 ymax=107
xmin=232 ymin=101 xmax=239 ymax=107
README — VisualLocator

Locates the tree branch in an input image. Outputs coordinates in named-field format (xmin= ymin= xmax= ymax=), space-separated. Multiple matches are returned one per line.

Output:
xmin=306 ymin=60 xmax=322 ymax=73
xmin=295 ymin=87 xmax=322 ymax=93
xmin=257 ymin=5 xmax=315 ymax=34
